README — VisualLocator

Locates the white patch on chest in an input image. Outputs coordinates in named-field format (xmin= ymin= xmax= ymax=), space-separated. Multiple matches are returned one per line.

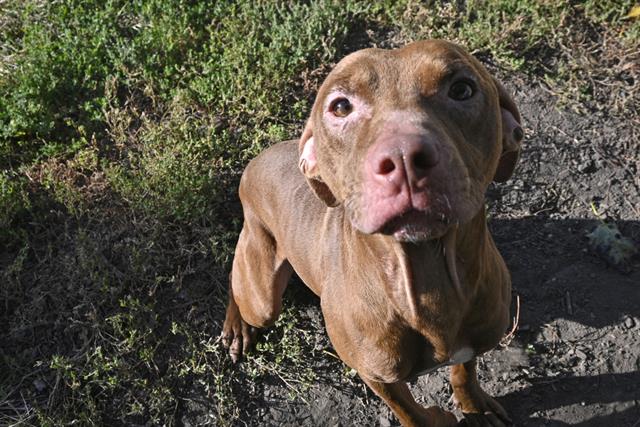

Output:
xmin=410 ymin=346 xmax=476 ymax=379
xmin=448 ymin=346 xmax=475 ymax=365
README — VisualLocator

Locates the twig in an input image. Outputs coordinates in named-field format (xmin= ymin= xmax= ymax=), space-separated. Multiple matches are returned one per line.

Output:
xmin=322 ymin=349 xmax=340 ymax=361
xmin=500 ymin=295 xmax=520 ymax=348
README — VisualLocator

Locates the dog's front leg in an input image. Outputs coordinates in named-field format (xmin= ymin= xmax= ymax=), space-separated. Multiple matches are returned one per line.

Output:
xmin=361 ymin=376 xmax=458 ymax=427
xmin=450 ymin=359 xmax=512 ymax=426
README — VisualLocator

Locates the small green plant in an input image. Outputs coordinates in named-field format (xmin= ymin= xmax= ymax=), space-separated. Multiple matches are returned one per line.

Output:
xmin=245 ymin=305 xmax=318 ymax=401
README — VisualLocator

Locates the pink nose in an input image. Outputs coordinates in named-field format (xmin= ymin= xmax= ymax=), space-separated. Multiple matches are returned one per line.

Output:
xmin=371 ymin=135 xmax=439 ymax=187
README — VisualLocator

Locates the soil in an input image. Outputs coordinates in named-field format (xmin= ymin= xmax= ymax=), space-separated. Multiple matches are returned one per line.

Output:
xmin=206 ymin=73 xmax=640 ymax=426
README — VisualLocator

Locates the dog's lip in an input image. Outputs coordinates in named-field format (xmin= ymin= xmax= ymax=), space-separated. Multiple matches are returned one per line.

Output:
xmin=379 ymin=208 xmax=450 ymax=237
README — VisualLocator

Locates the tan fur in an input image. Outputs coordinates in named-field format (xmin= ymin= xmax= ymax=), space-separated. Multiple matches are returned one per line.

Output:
xmin=221 ymin=40 xmax=522 ymax=426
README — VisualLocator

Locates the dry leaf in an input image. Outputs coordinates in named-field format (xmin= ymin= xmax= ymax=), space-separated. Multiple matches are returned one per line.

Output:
xmin=627 ymin=5 xmax=640 ymax=19
xmin=587 ymin=223 xmax=637 ymax=273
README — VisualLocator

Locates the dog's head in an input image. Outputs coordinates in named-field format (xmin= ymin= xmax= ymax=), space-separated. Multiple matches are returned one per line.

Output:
xmin=298 ymin=40 xmax=522 ymax=242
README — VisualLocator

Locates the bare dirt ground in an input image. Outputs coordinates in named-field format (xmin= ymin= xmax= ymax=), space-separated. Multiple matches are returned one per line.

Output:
xmin=204 ymin=70 xmax=640 ymax=427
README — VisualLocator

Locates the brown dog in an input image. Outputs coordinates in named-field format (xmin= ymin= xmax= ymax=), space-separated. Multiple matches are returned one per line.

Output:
xmin=221 ymin=40 xmax=523 ymax=427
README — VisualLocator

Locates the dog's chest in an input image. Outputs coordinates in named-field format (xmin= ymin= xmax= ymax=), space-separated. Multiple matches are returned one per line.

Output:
xmin=323 ymin=233 xmax=509 ymax=384
xmin=354 ymin=320 xmax=478 ymax=383
xmin=354 ymin=284 xmax=503 ymax=383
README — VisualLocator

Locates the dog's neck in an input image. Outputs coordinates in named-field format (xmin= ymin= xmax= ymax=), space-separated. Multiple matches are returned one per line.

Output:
xmin=352 ymin=207 xmax=496 ymax=358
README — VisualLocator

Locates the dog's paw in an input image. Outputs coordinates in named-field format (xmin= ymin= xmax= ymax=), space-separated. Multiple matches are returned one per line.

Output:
xmin=221 ymin=300 xmax=257 ymax=363
xmin=455 ymin=389 xmax=512 ymax=427
xmin=422 ymin=406 xmax=458 ymax=427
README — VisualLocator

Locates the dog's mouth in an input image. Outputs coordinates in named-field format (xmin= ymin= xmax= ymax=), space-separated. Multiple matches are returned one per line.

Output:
xmin=380 ymin=209 xmax=452 ymax=242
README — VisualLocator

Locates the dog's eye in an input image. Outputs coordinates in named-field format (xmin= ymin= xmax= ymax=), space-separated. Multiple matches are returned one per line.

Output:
xmin=448 ymin=80 xmax=475 ymax=101
xmin=329 ymin=98 xmax=353 ymax=117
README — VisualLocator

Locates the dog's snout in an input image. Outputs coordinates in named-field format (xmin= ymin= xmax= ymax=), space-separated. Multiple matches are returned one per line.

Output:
xmin=372 ymin=136 xmax=439 ymax=183
xmin=362 ymin=133 xmax=443 ymax=233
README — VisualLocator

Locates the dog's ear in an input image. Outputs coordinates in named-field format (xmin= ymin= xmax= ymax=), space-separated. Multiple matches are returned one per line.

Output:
xmin=493 ymin=79 xmax=524 ymax=183
xmin=298 ymin=121 xmax=339 ymax=207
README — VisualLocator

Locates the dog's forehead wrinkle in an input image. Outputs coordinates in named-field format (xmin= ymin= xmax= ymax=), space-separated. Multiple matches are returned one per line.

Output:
xmin=330 ymin=57 xmax=384 ymax=95
xmin=402 ymin=53 xmax=478 ymax=98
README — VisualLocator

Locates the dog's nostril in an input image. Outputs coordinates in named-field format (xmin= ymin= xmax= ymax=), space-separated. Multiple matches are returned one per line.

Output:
xmin=413 ymin=152 xmax=430 ymax=170
xmin=412 ymin=147 xmax=438 ymax=170
xmin=378 ymin=158 xmax=396 ymax=175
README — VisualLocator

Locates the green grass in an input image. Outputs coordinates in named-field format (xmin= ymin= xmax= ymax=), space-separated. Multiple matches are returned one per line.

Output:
xmin=1 ymin=0 xmax=638 ymax=425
